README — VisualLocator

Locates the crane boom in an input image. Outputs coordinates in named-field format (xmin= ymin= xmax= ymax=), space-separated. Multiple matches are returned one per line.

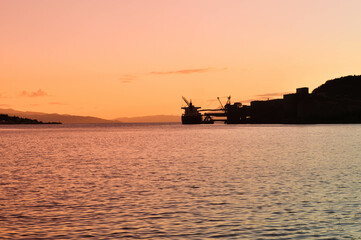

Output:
xmin=226 ymin=96 xmax=231 ymax=105
xmin=182 ymin=96 xmax=190 ymax=106
xmin=217 ymin=97 xmax=224 ymax=109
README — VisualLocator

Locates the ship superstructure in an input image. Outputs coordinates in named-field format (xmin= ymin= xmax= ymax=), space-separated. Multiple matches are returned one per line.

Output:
xmin=181 ymin=97 xmax=203 ymax=124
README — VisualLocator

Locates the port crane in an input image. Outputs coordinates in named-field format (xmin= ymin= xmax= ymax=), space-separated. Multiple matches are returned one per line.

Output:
xmin=182 ymin=96 xmax=191 ymax=107
xmin=181 ymin=95 xmax=244 ymax=124
xmin=216 ymin=96 xmax=231 ymax=110
xmin=197 ymin=96 xmax=232 ymax=123
xmin=217 ymin=97 xmax=224 ymax=109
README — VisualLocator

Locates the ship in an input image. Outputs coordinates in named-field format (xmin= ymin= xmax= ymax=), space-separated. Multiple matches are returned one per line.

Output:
xmin=181 ymin=97 xmax=203 ymax=124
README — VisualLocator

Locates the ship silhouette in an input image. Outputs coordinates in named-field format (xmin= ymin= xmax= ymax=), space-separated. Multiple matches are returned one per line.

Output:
xmin=181 ymin=97 xmax=203 ymax=124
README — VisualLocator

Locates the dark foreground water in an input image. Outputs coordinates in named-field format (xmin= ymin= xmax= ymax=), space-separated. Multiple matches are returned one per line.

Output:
xmin=0 ymin=123 xmax=361 ymax=239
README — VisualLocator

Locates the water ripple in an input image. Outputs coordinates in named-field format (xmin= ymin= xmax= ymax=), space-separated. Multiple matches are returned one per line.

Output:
xmin=0 ymin=124 xmax=361 ymax=239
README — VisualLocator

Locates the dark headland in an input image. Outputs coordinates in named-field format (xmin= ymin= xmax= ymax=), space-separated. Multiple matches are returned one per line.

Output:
xmin=0 ymin=114 xmax=61 ymax=124
xmin=182 ymin=75 xmax=361 ymax=124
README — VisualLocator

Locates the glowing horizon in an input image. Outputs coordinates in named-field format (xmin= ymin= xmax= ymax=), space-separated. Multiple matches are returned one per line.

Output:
xmin=1 ymin=0 xmax=361 ymax=119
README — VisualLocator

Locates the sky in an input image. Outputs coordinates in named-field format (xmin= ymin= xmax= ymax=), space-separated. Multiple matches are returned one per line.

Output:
xmin=1 ymin=0 xmax=361 ymax=119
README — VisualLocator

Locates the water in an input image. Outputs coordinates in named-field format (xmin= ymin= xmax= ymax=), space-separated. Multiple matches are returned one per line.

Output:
xmin=0 ymin=123 xmax=361 ymax=239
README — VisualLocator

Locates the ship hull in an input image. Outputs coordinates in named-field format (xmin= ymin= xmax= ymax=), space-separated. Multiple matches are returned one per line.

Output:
xmin=181 ymin=115 xmax=203 ymax=124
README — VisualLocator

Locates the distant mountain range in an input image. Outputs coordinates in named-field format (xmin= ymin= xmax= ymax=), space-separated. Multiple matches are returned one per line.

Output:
xmin=0 ymin=108 xmax=180 ymax=123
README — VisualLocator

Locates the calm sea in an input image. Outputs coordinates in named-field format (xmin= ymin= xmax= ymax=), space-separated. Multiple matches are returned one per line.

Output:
xmin=0 ymin=123 xmax=360 ymax=239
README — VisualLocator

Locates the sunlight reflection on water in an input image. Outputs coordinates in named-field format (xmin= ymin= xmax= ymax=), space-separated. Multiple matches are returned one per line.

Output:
xmin=0 ymin=123 xmax=361 ymax=239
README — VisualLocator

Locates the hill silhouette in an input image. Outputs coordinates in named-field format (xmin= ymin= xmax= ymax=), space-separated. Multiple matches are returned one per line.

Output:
xmin=0 ymin=108 xmax=118 ymax=124
xmin=0 ymin=114 xmax=60 ymax=124
xmin=312 ymin=75 xmax=361 ymax=101
xmin=0 ymin=108 xmax=180 ymax=123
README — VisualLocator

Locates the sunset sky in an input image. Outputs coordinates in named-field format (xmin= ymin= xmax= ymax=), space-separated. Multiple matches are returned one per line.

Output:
xmin=1 ymin=0 xmax=361 ymax=119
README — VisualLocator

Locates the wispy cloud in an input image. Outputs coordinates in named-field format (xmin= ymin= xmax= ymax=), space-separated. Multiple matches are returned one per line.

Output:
xmin=49 ymin=102 xmax=68 ymax=105
xmin=119 ymin=74 xmax=137 ymax=83
xmin=255 ymin=92 xmax=291 ymax=98
xmin=150 ymin=67 xmax=226 ymax=75
xmin=241 ymin=92 xmax=291 ymax=104
xmin=0 ymin=103 xmax=11 ymax=107
xmin=21 ymin=89 xmax=49 ymax=97
xmin=239 ymin=98 xmax=257 ymax=104
xmin=119 ymin=67 xmax=226 ymax=83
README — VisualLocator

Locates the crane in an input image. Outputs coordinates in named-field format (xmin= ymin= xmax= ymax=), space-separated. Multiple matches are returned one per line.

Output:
xmin=182 ymin=96 xmax=191 ymax=107
xmin=226 ymin=96 xmax=231 ymax=105
xmin=217 ymin=97 xmax=224 ymax=109
xmin=217 ymin=96 xmax=231 ymax=109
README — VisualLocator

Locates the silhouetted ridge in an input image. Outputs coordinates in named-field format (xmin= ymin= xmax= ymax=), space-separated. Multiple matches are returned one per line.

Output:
xmin=0 ymin=114 xmax=61 ymax=124
xmin=0 ymin=108 xmax=118 ymax=123
xmin=312 ymin=75 xmax=361 ymax=101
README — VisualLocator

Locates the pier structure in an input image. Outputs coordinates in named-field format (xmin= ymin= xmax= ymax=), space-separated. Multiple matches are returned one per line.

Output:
xmin=182 ymin=96 xmax=250 ymax=124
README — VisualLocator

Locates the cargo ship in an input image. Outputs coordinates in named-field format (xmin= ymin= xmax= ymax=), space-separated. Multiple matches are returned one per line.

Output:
xmin=181 ymin=97 xmax=203 ymax=124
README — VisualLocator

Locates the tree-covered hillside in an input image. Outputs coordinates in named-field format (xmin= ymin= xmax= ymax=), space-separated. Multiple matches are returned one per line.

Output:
xmin=0 ymin=114 xmax=60 ymax=124
xmin=312 ymin=75 xmax=361 ymax=100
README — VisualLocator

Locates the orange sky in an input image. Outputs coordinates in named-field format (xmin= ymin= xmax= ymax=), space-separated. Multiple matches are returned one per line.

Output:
xmin=1 ymin=0 xmax=361 ymax=119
